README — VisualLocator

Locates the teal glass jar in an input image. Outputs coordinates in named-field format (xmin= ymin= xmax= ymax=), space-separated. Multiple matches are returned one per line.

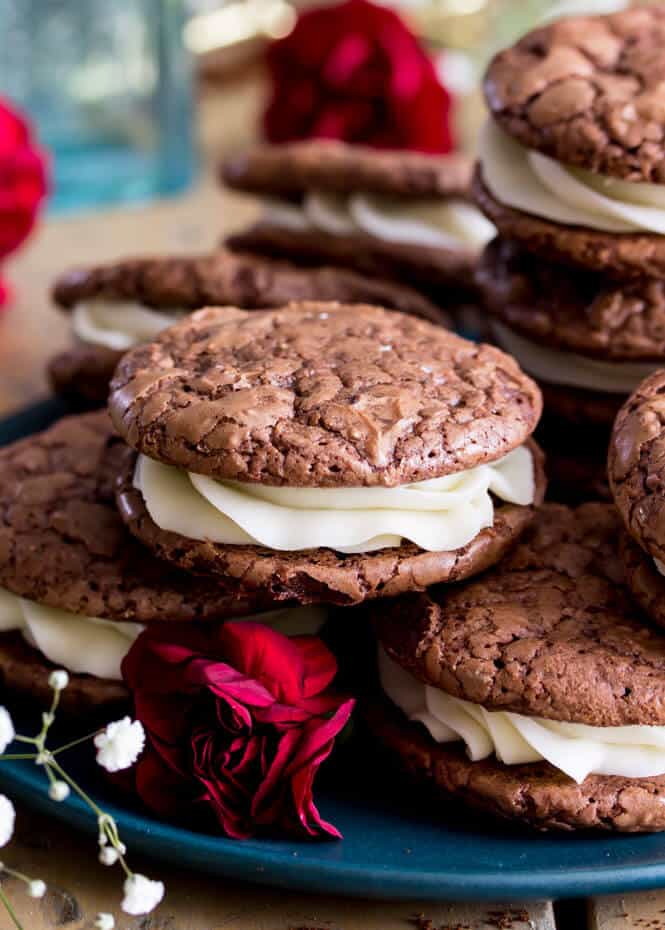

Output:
xmin=0 ymin=0 xmax=196 ymax=213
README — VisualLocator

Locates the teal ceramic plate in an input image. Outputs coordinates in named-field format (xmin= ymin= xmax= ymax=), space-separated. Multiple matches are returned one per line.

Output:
xmin=2 ymin=401 xmax=665 ymax=901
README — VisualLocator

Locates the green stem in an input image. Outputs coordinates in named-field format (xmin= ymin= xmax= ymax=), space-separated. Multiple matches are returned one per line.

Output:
xmin=1 ymin=867 xmax=31 ymax=886
xmin=46 ymin=759 xmax=104 ymax=819
xmin=0 ymin=754 xmax=38 ymax=762
xmin=0 ymin=885 xmax=23 ymax=930
xmin=52 ymin=730 xmax=100 ymax=756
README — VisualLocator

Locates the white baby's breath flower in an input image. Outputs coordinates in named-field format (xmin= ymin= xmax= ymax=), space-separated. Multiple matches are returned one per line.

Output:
xmin=28 ymin=879 xmax=46 ymax=898
xmin=99 ymin=846 xmax=119 ymax=866
xmin=94 ymin=914 xmax=115 ymax=930
xmin=0 ymin=707 xmax=15 ymax=754
xmin=94 ymin=718 xmax=145 ymax=773
xmin=0 ymin=795 xmax=15 ymax=847
xmin=121 ymin=873 xmax=164 ymax=915
xmin=48 ymin=669 xmax=69 ymax=691
xmin=48 ymin=781 xmax=70 ymax=802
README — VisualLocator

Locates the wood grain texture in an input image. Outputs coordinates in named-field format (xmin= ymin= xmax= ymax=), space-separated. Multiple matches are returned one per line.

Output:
xmin=5 ymin=804 xmax=558 ymax=930
xmin=589 ymin=892 xmax=665 ymax=929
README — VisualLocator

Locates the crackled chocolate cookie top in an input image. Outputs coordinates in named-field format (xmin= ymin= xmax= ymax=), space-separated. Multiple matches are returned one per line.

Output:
xmin=222 ymin=139 xmax=473 ymax=199
xmin=477 ymin=238 xmax=665 ymax=360
xmin=53 ymin=248 xmax=447 ymax=324
xmin=620 ymin=532 xmax=665 ymax=633
xmin=0 ymin=412 xmax=266 ymax=621
xmin=374 ymin=502 xmax=665 ymax=728
xmin=485 ymin=6 xmax=665 ymax=182
xmin=109 ymin=302 xmax=542 ymax=487
xmin=609 ymin=370 xmax=665 ymax=562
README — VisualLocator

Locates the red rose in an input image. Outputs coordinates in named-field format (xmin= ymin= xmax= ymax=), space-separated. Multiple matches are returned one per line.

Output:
xmin=122 ymin=622 xmax=354 ymax=840
xmin=264 ymin=0 xmax=453 ymax=153
xmin=0 ymin=97 xmax=48 ymax=304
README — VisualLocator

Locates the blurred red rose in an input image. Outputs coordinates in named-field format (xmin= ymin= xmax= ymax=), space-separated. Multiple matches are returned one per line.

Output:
xmin=0 ymin=97 xmax=48 ymax=303
xmin=264 ymin=0 xmax=453 ymax=153
xmin=122 ymin=622 xmax=354 ymax=840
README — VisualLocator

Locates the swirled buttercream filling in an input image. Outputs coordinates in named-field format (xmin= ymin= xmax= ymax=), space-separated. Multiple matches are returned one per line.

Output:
xmin=262 ymin=189 xmax=495 ymax=250
xmin=133 ymin=445 xmax=535 ymax=555
xmin=0 ymin=588 xmax=326 ymax=680
xmin=492 ymin=322 xmax=659 ymax=394
xmin=379 ymin=648 xmax=665 ymax=783
xmin=480 ymin=119 xmax=665 ymax=235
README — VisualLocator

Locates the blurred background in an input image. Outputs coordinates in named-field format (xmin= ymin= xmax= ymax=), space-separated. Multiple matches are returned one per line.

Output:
xmin=0 ymin=0 xmax=638 ymax=216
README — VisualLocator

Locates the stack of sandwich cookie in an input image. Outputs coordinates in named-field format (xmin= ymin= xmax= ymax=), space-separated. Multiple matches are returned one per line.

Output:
xmin=609 ymin=370 xmax=665 ymax=632
xmin=222 ymin=140 xmax=495 ymax=296
xmin=476 ymin=238 xmax=665 ymax=499
xmin=108 ymin=302 xmax=545 ymax=606
xmin=368 ymin=503 xmax=665 ymax=832
xmin=474 ymin=6 xmax=665 ymax=278
xmin=473 ymin=6 xmax=665 ymax=500
xmin=0 ymin=412 xmax=324 ymax=716
xmin=51 ymin=247 xmax=446 ymax=408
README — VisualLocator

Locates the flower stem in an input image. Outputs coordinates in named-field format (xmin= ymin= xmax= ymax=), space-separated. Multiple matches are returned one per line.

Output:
xmin=0 ymin=885 xmax=23 ymax=930
xmin=46 ymin=759 xmax=104 ymax=818
xmin=52 ymin=730 xmax=101 ymax=756
xmin=0 ymin=754 xmax=38 ymax=762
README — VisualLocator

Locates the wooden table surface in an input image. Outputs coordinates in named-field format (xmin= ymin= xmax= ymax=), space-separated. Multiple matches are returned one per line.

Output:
xmin=2 ymin=75 xmax=665 ymax=930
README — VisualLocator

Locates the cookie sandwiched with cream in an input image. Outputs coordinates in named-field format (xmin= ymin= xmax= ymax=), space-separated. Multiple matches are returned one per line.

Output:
xmin=369 ymin=502 xmax=665 ymax=832
xmin=475 ymin=237 xmax=665 ymax=500
xmin=50 ymin=247 xmax=447 ymax=408
xmin=0 ymin=411 xmax=324 ymax=716
xmin=222 ymin=140 xmax=495 ymax=295
xmin=109 ymin=302 xmax=545 ymax=606
xmin=474 ymin=6 xmax=665 ymax=279
xmin=608 ymin=369 xmax=665 ymax=631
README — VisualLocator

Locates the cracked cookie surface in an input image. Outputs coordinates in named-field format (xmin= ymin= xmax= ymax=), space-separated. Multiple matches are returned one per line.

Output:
xmin=53 ymin=248 xmax=448 ymax=324
xmin=222 ymin=139 xmax=473 ymax=198
xmin=0 ymin=412 xmax=269 ymax=621
xmin=373 ymin=503 xmax=665 ymax=727
xmin=610 ymin=370 xmax=665 ymax=566
xmin=109 ymin=303 xmax=542 ymax=487
xmin=485 ymin=6 xmax=665 ymax=182
xmin=477 ymin=238 xmax=665 ymax=361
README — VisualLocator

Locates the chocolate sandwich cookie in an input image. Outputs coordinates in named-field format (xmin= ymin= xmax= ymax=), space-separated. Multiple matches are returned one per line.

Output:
xmin=477 ymin=238 xmax=665 ymax=425
xmin=609 ymin=369 xmax=665 ymax=629
xmin=0 ymin=412 xmax=274 ymax=716
xmin=50 ymin=248 xmax=447 ymax=407
xmin=222 ymin=139 xmax=495 ymax=295
xmin=370 ymin=502 xmax=665 ymax=832
xmin=109 ymin=302 xmax=545 ymax=605
xmin=474 ymin=7 xmax=665 ymax=278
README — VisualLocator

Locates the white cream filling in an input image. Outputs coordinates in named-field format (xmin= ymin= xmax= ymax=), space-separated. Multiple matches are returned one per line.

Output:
xmin=72 ymin=301 xmax=186 ymax=352
xmin=480 ymin=118 xmax=665 ymax=235
xmin=0 ymin=588 xmax=143 ymax=681
xmin=0 ymin=586 xmax=326 ymax=681
xmin=262 ymin=190 xmax=495 ymax=251
xmin=133 ymin=446 xmax=535 ymax=555
xmin=492 ymin=322 xmax=659 ymax=395
xmin=379 ymin=648 xmax=665 ymax=783
xmin=654 ymin=558 xmax=665 ymax=578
